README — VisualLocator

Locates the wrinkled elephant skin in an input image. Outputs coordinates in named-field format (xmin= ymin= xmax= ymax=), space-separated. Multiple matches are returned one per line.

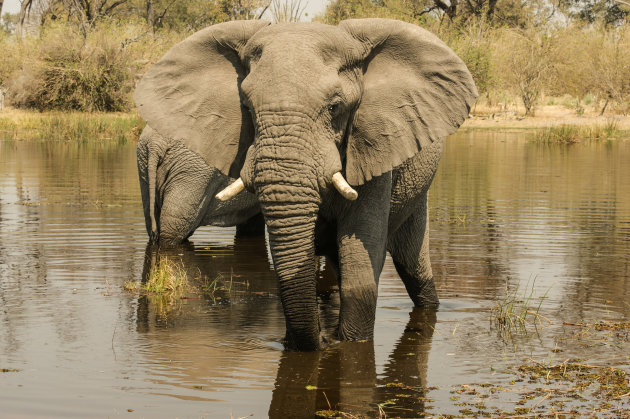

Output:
xmin=134 ymin=19 xmax=477 ymax=350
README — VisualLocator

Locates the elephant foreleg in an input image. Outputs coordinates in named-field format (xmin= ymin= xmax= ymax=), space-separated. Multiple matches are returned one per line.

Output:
xmin=336 ymin=174 xmax=391 ymax=341
xmin=387 ymin=194 xmax=439 ymax=306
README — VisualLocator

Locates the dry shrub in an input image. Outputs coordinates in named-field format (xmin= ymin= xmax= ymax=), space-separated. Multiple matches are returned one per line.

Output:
xmin=493 ymin=27 xmax=556 ymax=116
xmin=550 ymin=26 xmax=593 ymax=114
xmin=585 ymin=26 xmax=630 ymax=115
xmin=5 ymin=21 xmax=183 ymax=112
xmin=551 ymin=25 xmax=630 ymax=116
xmin=0 ymin=32 xmax=25 ymax=88
xmin=440 ymin=20 xmax=494 ymax=96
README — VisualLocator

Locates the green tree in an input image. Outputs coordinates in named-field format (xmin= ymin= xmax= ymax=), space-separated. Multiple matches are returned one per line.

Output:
xmin=558 ymin=0 xmax=628 ymax=25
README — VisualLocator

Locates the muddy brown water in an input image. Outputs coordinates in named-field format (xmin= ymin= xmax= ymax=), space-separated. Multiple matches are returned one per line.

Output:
xmin=1 ymin=131 xmax=629 ymax=417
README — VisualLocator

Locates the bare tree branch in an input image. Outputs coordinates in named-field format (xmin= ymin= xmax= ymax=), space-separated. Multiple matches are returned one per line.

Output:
xmin=271 ymin=0 xmax=307 ymax=22
xmin=17 ymin=0 xmax=35 ymax=37
xmin=154 ymin=0 xmax=177 ymax=28
xmin=101 ymin=0 xmax=128 ymax=17
xmin=256 ymin=1 xmax=272 ymax=19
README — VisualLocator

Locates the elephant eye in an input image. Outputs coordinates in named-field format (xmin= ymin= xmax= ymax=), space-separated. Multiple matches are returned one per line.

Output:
xmin=328 ymin=103 xmax=340 ymax=116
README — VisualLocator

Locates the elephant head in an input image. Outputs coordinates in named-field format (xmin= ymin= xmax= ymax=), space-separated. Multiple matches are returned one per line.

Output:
xmin=135 ymin=19 xmax=476 ymax=350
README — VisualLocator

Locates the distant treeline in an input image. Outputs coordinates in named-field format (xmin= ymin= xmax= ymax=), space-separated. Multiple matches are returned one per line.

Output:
xmin=0 ymin=0 xmax=628 ymax=115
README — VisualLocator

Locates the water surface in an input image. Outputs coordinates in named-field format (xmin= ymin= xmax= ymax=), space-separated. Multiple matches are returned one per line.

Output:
xmin=1 ymin=132 xmax=629 ymax=417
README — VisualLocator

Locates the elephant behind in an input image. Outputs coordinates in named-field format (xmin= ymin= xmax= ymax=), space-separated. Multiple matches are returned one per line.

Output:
xmin=134 ymin=19 xmax=477 ymax=349
xmin=137 ymin=125 xmax=263 ymax=244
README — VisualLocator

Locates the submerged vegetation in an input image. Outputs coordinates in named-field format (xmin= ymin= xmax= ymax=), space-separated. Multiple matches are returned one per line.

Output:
xmin=312 ymin=353 xmax=630 ymax=417
xmin=563 ymin=321 xmax=630 ymax=331
xmin=443 ymin=356 xmax=630 ymax=416
xmin=0 ymin=109 xmax=144 ymax=142
xmin=519 ymin=358 xmax=630 ymax=400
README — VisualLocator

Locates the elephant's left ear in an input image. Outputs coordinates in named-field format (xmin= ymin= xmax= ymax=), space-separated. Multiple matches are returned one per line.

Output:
xmin=339 ymin=19 xmax=478 ymax=185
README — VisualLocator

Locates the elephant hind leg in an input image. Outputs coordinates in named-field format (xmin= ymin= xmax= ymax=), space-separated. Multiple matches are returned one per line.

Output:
xmin=387 ymin=195 xmax=439 ymax=306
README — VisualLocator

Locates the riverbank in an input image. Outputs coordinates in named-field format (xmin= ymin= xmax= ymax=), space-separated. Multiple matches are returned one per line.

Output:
xmin=1 ymin=106 xmax=629 ymax=142
xmin=0 ymin=108 xmax=144 ymax=142
xmin=465 ymin=104 xmax=630 ymax=131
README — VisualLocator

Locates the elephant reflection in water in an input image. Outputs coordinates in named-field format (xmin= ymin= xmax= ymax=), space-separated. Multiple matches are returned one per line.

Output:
xmin=139 ymin=235 xmax=337 ymax=304
xmin=135 ymin=235 xmax=286 ymax=391
xmin=137 ymin=237 xmax=341 ymax=350
xmin=135 ymin=239 xmax=437 ymax=417
xmin=269 ymin=308 xmax=437 ymax=418
xmin=138 ymin=234 xmax=280 ymax=327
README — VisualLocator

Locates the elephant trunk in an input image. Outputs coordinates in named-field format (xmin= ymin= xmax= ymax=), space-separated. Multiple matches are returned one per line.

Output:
xmin=255 ymin=135 xmax=322 ymax=350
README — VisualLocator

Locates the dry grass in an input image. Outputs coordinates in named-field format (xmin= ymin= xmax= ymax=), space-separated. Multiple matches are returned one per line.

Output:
xmin=0 ymin=108 xmax=144 ymax=142
xmin=533 ymin=120 xmax=622 ymax=144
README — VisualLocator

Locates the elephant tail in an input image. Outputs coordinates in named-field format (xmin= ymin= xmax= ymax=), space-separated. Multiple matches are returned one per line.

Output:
xmin=147 ymin=143 xmax=159 ymax=242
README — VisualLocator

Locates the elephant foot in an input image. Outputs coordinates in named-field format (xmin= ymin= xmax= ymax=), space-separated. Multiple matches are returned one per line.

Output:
xmin=283 ymin=332 xmax=326 ymax=352
xmin=337 ymin=312 xmax=375 ymax=342
xmin=337 ymin=328 xmax=374 ymax=342
xmin=409 ymin=278 xmax=440 ymax=307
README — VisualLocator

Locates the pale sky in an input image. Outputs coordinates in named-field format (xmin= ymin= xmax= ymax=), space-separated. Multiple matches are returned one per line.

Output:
xmin=3 ymin=0 xmax=20 ymax=14
xmin=1 ymin=0 xmax=329 ymax=21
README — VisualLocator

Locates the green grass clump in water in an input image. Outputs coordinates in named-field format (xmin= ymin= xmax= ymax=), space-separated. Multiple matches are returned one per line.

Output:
xmin=0 ymin=110 xmax=144 ymax=142
xmin=143 ymin=257 xmax=189 ymax=295
xmin=492 ymin=278 xmax=552 ymax=337
xmin=124 ymin=257 xmax=190 ymax=296
xmin=535 ymin=124 xmax=580 ymax=143
xmin=534 ymin=120 xmax=621 ymax=144
xmin=123 ymin=263 xmax=241 ymax=305
xmin=200 ymin=270 xmax=233 ymax=295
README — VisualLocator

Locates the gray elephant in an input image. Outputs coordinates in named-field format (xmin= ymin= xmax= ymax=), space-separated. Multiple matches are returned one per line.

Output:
xmin=137 ymin=126 xmax=264 ymax=245
xmin=134 ymin=19 xmax=477 ymax=350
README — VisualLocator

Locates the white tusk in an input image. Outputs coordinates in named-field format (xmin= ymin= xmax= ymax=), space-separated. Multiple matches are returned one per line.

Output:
xmin=216 ymin=178 xmax=245 ymax=201
xmin=332 ymin=172 xmax=358 ymax=201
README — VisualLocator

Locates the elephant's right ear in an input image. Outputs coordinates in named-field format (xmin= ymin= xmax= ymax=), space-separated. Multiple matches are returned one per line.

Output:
xmin=134 ymin=20 xmax=269 ymax=177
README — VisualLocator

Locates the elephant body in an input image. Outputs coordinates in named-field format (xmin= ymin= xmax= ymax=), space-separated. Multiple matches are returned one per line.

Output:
xmin=135 ymin=19 xmax=477 ymax=349
xmin=137 ymin=125 xmax=263 ymax=244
